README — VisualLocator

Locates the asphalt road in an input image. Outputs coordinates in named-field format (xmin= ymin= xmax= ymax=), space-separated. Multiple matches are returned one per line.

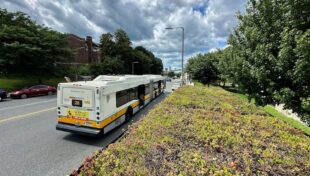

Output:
xmin=0 ymin=82 xmax=173 ymax=176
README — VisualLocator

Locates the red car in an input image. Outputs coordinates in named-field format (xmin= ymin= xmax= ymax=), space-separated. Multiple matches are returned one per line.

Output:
xmin=10 ymin=85 xmax=57 ymax=99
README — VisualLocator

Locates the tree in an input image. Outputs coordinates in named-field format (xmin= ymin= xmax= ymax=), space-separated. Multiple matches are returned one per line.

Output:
xmin=186 ymin=53 xmax=219 ymax=86
xmin=0 ymin=8 xmax=73 ymax=77
xmin=99 ymin=33 xmax=115 ymax=58
xmin=167 ymin=71 xmax=175 ymax=78
xmin=228 ymin=0 xmax=310 ymax=124
xmin=98 ymin=30 xmax=163 ymax=75
xmin=151 ymin=58 xmax=163 ymax=74
xmin=99 ymin=57 xmax=125 ymax=75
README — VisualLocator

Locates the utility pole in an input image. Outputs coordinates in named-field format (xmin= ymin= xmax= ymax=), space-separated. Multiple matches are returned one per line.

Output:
xmin=165 ymin=27 xmax=185 ymax=86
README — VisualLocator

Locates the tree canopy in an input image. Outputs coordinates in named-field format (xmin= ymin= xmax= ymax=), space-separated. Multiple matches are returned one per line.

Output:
xmin=187 ymin=0 xmax=310 ymax=124
xmin=228 ymin=0 xmax=310 ymax=124
xmin=0 ymin=8 xmax=73 ymax=77
xmin=186 ymin=53 xmax=219 ymax=86
xmin=96 ymin=29 xmax=163 ymax=75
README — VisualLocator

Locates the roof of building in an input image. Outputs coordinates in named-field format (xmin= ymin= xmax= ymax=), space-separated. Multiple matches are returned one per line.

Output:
xmin=66 ymin=33 xmax=99 ymax=46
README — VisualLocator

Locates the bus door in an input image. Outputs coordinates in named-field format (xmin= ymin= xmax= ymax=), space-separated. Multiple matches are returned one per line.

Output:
xmin=138 ymin=85 xmax=145 ymax=106
xmin=150 ymin=80 xmax=154 ymax=100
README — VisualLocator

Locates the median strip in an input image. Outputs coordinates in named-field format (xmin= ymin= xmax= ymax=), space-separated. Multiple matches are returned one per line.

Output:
xmin=74 ymin=86 xmax=310 ymax=175
xmin=0 ymin=107 xmax=56 ymax=124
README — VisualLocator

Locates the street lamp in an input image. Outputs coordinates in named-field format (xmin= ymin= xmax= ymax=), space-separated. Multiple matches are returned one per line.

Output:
xmin=132 ymin=61 xmax=139 ymax=75
xmin=165 ymin=27 xmax=185 ymax=86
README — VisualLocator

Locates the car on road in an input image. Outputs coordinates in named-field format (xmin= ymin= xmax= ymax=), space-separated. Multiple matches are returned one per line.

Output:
xmin=10 ymin=85 xmax=56 ymax=99
xmin=172 ymin=83 xmax=181 ymax=91
xmin=0 ymin=88 xmax=7 ymax=101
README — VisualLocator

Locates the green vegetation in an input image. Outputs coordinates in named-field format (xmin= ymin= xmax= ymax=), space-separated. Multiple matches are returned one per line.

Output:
xmin=167 ymin=71 xmax=175 ymax=78
xmin=75 ymin=86 xmax=310 ymax=176
xmin=0 ymin=8 xmax=73 ymax=77
xmin=0 ymin=76 xmax=65 ymax=91
xmin=225 ymin=87 xmax=310 ymax=136
xmin=0 ymin=8 xmax=163 ymax=87
xmin=228 ymin=0 xmax=310 ymax=124
xmin=82 ymin=29 xmax=163 ymax=75
xmin=186 ymin=53 xmax=219 ymax=86
xmin=186 ymin=0 xmax=310 ymax=124
xmin=262 ymin=105 xmax=310 ymax=136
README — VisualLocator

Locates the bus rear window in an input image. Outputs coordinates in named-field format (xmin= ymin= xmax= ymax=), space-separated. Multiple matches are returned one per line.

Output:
xmin=62 ymin=88 xmax=94 ymax=108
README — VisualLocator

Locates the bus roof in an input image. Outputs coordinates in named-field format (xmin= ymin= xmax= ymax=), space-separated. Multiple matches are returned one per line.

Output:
xmin=59 ymin=75 xmax=164 ymax=93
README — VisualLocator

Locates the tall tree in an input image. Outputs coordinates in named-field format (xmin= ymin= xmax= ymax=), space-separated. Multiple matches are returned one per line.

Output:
xmin=186 ymin=53 xmax=219 ymax=86
xmin=229 ymin=0 xmax=310 ymax=123
xmin=0 ymin=8 xmax=72 ymax=77
xmin=98 ymin=30 xmax=163 ymax=75
xmin=99 ymin=33 xmax=115 ymax=58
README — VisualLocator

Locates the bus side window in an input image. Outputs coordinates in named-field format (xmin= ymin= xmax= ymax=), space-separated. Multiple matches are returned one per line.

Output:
xmin=116 ymin=90 xmax=128 ymax=107
xmin=128 ymin=88 xmax=137 ymax=101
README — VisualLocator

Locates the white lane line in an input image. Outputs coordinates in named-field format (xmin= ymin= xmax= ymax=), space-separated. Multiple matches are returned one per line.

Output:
xmin=0 ymin=107 xmax=56 ymax=124
xmin=0 ymin=99 xmax=56 ymax=111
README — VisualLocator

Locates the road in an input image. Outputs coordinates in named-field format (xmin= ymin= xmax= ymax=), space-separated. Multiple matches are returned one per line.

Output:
xmin=0 ymin=82 xmax=173 ymax=176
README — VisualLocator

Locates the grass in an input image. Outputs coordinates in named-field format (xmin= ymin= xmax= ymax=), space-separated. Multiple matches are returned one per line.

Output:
xmin=223 ymin=86 xmax=310 ymax=136
xmin=0 ymin=76 xmax=65 ymax=91
xmin=75 ymin=86 xmax=310 ymax=176
xmin=263 ymin=105 xmax=310 ymax=136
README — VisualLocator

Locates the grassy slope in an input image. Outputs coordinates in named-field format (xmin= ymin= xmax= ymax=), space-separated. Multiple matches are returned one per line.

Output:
xmin=227 ymin=89 xmax=310 ymax=136
xmin=263 ymin=105 xmax=310 ymax=136
xmin=78 ymin=86 xmax=310 ymax=176
xmin=0 ymin=77 xmax=65 ymax=91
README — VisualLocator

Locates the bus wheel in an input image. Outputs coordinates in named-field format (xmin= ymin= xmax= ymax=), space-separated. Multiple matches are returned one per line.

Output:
xmin=125 ymin=108 xmax=133 ymax=122
xmin=97 ymin=129 xmax=105 ymax=138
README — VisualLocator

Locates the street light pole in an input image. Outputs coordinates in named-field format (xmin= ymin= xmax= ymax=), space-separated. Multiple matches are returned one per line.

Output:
xmin=165 ymin=27 xmax=185 ymax=86
xmin=181 ymin=27 xmax=184 ymax=86
xmin=132 ymin=61 xmax=139 ymax=75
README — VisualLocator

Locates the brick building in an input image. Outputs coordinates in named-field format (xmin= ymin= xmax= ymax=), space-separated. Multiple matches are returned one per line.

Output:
xmin=66 ymin=34 xmax=101 ymax=64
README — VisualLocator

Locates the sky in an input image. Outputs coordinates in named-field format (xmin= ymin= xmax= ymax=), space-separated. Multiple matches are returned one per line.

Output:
xmin=0 ymin=0 xmax=247 ymax=70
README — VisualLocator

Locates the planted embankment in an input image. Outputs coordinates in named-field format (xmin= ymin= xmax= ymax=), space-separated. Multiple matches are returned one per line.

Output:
xmin=75 ymin=86 xmax=310 ymax=176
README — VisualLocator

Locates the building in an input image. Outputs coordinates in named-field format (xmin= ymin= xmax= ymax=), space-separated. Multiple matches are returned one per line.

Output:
xmin=66 ymin=34 xmax=101 ymax=64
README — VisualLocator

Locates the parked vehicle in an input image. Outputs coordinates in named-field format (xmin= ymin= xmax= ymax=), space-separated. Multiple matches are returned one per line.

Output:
xmin=10 ymin=85 xmax=56 ymax=99
xmin=56 ymin=75 xmax=165 ymax=136
xmin=0 ymin=88 xmax=7 ymax=101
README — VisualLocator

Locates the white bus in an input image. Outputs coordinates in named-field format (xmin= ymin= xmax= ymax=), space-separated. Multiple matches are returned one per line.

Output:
xmin=56 ymin=75 xmax=165 ymax=136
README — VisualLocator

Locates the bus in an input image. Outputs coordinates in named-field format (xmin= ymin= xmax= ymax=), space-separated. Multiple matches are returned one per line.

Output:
xmin=56 ymin=75 xmax=165 ymax=136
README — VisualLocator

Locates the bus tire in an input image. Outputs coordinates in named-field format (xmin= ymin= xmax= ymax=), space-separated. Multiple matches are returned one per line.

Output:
xmin=125 ymin=107 xmax=133 ymax=122
xmin=97 ymin=129 xmax=105 ymax=138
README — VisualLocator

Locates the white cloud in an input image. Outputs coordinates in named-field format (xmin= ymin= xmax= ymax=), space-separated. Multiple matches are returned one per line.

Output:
xmin=0 ymin=0 xmax=247 ymax=69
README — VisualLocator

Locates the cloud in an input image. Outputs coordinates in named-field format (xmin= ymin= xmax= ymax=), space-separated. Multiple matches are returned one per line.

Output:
xmin=0 ymin=0 xmax=247 ymax=70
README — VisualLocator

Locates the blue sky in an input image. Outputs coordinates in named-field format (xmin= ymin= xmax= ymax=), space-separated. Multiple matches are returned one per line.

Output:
xmin=0 ymin=0 xmax=247 ymax=70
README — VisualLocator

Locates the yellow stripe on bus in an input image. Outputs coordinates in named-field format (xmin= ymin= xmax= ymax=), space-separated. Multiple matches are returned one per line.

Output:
xmin=144 ymin=94 xmax=150 ymax=100
xmin=58 ymin=100 xmax=139 ymax=129
xmin=131 ymin=101 xmax=139 ymax=108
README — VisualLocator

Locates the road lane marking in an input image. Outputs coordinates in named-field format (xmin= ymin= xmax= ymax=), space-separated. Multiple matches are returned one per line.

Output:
xmin=0 ymin=107 xmax=56 ymax=124
xmin=0 ymin=99 xmax=56 ymax=111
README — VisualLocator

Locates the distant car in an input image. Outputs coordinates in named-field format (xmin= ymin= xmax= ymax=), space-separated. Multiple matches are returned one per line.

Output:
xmin=10 ymin=85 xmax=56 ymax=99
xmin=171 ymin=83 xmax=180 ymax=91
xmin=0 ymin=88 xmax=7 ymax=101
xmin=166 ymin=78 xmax=172 ymax=82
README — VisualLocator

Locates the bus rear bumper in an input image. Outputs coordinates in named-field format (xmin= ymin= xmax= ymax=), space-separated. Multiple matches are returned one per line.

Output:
xmin=56 ymin=123 xmax=101 ymax=136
